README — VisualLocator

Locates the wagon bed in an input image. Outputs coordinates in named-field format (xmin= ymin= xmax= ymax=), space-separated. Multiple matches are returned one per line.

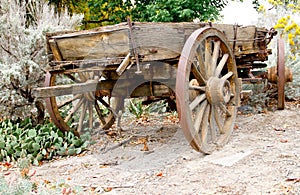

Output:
xmin=46 ymin=22 xmax=271 ymax=66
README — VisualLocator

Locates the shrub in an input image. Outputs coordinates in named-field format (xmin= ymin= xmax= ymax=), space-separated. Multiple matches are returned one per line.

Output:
xmin=0 ymin=0 xmax=83 ymax=122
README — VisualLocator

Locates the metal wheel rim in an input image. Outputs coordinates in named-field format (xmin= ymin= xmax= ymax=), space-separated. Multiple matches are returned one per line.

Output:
xmin=277 ymin=38 xmax=285 ymax=110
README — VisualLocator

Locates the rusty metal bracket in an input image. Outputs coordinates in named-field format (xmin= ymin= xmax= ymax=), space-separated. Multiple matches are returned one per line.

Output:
xmin=127 ymin=18 xmax=141 ymax=74
xmin=266 ymin=28 xmax=277 ymax=45
xmin=232 ymin=24 xmax=238 ymax=54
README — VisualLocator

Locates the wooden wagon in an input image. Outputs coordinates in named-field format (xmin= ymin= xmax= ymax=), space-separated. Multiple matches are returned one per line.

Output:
xmin=34 ymin=19 xmax=289 ymax=154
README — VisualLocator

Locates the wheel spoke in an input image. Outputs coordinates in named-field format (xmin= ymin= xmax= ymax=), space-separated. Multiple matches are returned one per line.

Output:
xmin=215 ymin=54 xmax=229 ymax=77
xmin=97 ymin=97 xmax=116 ymax=116
xmin=88 ymin=102 xmax=93 ymax=129
xmin=78 ymin=72 xmax=88 ymax=82
xmin=64 ymin=98 xmax=84 ymax=123
xmin=213 ymin=105 xmax=223 ymax=133
xmin=94 ymin=100 xmax=107 ymax=126
xmin=209 ymin=105 xmax=217 ymax=142
xmin=189 ymin=93 xmax=206 ymax=111
xmin=194 ymin=100 xmax=208 ymax=133
xmin=211 ymin=40 xmax=220 ymax=76
xmin=189 ymin=85 xmax=206 ymax=91
xmin=205 ymin=39 xmax=212 ymax=76
xmin=196 ymin=45 xmax=207 ymax=80
xmin=192 ymin=62 xmax=207 ymax=84
xmin=219 ymin=103 xmax=232 ymax=117
xmin=77 ymin=100 xmax=88 ymax=133
xmin=221 ymin=71 xmax=233 ymax=80
xmin=65 ymin=74 xmax=81 ymax=83
xmin=201 ymin=104 xmax=210 ymax=143
xmin=58 ymin=94 xmax=81 ymax=109
xmin=217 ymin=106 xmax=236 ymax=145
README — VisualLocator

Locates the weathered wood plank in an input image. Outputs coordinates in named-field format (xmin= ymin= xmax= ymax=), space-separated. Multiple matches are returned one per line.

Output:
xmin=33 ymin=80 xmax=114 ymax=98
xmin=33 ymin=77 xmax=175 ymax=98
xmin=133 ymin=23 xmax=205 ymax=61
xmin=47 ymin=22 xmax=268 ymax=62
xmin=54 ymin=29 xmax=130 ymax=60
xmin=47 ymin=58 xmax=123 ymax=73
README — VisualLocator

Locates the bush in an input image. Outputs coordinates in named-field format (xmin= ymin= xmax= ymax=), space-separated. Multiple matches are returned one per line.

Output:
xmin=0 ymin=0 xmax=83 ymax=122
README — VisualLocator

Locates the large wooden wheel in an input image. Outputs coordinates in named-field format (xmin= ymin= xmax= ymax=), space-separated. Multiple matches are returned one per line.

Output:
xmin=44 ymin=71 xmax=122 ymax=136
xmin=176 ymin=27 xmax=239 ymax=154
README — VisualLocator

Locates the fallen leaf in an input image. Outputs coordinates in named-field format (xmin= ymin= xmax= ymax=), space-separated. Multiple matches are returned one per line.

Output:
xmin=3 ymin=171 xmax=10 ymax=176
xmin=20 ymin=168 xmax=29 ymax=177
xmin=274 ymin=128 xmax=285 ymax=132
xmin=103 ymin=187 xmax=113 ymax=192
xmin=280 ymin=139 xmax=288 ymax=143
xmin=0 ymin=162 xmax=13 ymax=169
xmin=65 ymin=188 xmax=72 ymax=194
xmin=286 ymin=178 xmax=300 ymax=183
xmin=61 ymin=187 xmax=72 ymax=194
xmin=142 ymin=142 xmax=149 ymax=151
xmin=28 ymin=170 xmax=36 ymax=177
xmin=156 ymin=172 xmax=163 ymax=177
xmin=44 ymin=179 xmax=51 ymax=184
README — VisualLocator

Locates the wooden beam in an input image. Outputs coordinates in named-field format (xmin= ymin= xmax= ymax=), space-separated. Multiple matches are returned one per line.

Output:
xmin=33 ymin=80 xmax=115 ymax=98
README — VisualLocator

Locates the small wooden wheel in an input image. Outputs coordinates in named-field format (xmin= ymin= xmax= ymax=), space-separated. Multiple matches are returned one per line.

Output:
xmin=44 ymin=71 xmax=122 ymax=136
xmin=176 ymin=27 xmax=239 ymax=154
xmin=277 ymin=38 xmax=285 ymax=110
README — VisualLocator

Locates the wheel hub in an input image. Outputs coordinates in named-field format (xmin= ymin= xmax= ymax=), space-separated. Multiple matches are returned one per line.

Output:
xmin=206 ymin=77 xmax=231 ymax=105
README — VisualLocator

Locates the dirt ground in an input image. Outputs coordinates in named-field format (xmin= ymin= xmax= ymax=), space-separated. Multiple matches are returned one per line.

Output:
xmin=30 ymin=102 xmax=300 ymax=194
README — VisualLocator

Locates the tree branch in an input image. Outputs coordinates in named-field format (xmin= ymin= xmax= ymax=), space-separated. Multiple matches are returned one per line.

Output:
xmin=0 ymin=45 xmax=18 ymax=60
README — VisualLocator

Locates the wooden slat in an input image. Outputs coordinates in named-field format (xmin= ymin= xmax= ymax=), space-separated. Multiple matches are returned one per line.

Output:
xmin=116 ymin=53 xmax=131 ymax=75
xmin=33 ymin=77 xmax=175 ymax=98
xmin=48 ymin=39 xmax=63 ymax=61
xmin=33 ymin=80 xmax=114 ymax=98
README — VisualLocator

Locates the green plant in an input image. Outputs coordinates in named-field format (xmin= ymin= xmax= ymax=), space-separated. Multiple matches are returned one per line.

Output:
xmin=128 ymin=99 xmax=144 ymax=119
xmin=0 ymin=119 xmax=92 ymax=165
xmin=128 ymin=99 xmax=168 ymax=119
xmin=0 ymin=175 xmax=33 ymax=195
xmin=0 ymin=173 xmax=83 ymax=195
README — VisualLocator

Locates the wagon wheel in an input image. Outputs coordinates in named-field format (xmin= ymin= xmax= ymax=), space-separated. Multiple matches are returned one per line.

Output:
xmin=176 ymin=27 xmax=239 ymax=154
xmin=277 ymin=38 xmax=285 ymax=110
xmin=44 ymin=71 xmax=122 ymax=136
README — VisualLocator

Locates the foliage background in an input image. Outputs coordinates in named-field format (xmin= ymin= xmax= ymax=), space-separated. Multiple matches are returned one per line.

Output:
xmin=256 ymin=0 xmax=300 ymax=99
xmin=48 ymin=0 xmax=234 ymax=28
